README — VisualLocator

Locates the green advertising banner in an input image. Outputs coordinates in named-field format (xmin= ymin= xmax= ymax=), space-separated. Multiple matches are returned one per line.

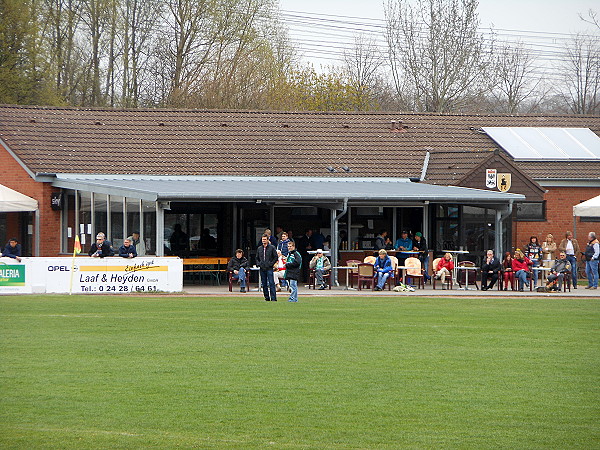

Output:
xmin=0 ymin=263 xmax=26 ymax=286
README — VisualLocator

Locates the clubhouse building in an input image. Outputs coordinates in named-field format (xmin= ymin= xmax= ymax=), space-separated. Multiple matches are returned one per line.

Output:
xmin=0 ymin=105 xmax=599 ymax=269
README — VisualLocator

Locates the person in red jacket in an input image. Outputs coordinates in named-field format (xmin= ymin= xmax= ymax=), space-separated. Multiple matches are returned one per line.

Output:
xmin=435 ymin=252 xmax=454 ymax=288
xmin=512 ymin=249 xmax=533 ymax=291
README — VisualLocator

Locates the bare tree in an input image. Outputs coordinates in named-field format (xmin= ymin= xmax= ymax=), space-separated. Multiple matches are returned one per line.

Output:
xmin=493 ymin=42 xmax=542 ymax=114
xmin=557 ymin=33 xmax=600 ymax=115
xmin=384 ymin=0 xmax=495 ymax=112
xmin=343 ymin=34 xmax=384 ymax=110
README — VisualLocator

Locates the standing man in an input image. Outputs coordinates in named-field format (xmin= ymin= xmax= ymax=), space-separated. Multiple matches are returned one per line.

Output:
xmin=285 ymin=240 xmax=302 ymax=302
xmin=559 ymin=231 xmax=580 ymax=289
xmin=395 ymin=230 xmax=413 ymax=266
xmin=256 ymin=234 xmax=278 ymax=301
xmin=1 ymin=238 xmax=22 ymax=262
xmin=128 ymin=231 xmax=146 ymax=256
xmin=412 ymin=232 xmax=429 ymax=281
xmin=584 ymin=232 xmax=600 ymax=290
xmin=374 ymin=230 xmax=387 ymax=251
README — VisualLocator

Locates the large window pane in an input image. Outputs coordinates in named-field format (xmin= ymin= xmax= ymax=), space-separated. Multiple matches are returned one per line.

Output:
xmin=110 ymin=196 xmax=124 ymax=248
xmin=126 ymin=198 xmax=140 ymax=238
xmin=142 ymin=201 xmax=156 ymax=255
xmin=94 ymin=193 xmax=108 ymax=240
xmin=79 ymin=191 xmax=92 ymax=251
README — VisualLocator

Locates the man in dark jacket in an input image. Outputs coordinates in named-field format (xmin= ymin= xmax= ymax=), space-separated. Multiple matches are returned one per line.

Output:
xmin=481 ymin=249 xmax=502 ymax=290
xmin=89 ymin=233 xmax=114 ymax=258
xmin=284 ymin=240 xmax=302 ymax=302
xmin=256 ymin=234 xmax=278 ymax=301
xmin=546 ymin=251 xmax=572 ymax=291
xmin=227 ymin=249 xmax=249 ymax=292
xmin=118 ymin=238 xmax=137 ymax=258
xmin=2 ymin=238 xmax=22 ymax=262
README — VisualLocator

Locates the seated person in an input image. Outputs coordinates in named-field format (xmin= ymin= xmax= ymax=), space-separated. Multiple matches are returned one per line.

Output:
xmin=481 ymin=249 xmax=501 ymax=290
xmin=434 ymin=253 xmax=454 ymax=288
xmin=374 ymin=249 xmax=394 ymax=291
xmin=88 ymin=233 xmax=114 ymax=257
xmin=2 ymin=238 xmax=22 ymax=262
xmin=395 ymin=231 xmax=413 ymax=265
xmin=546 ymin=251 xmax=572 ymax=291
xmin=309 ymin=249 xmax=331 ymax=290
xmin=118 ymin=238 xmax=137 ymax=258
xmin=502 ymin=252 xmax=514 ymax=290
xmin=511 ymin=249 xmax=532 ymax=291
xmin=227 ymin=249 xmax=248 ymax=293
xmin=374 ymin=230 xmax=388 ymax=251
xmin=274 ymin=250 xmax=287 ymax=291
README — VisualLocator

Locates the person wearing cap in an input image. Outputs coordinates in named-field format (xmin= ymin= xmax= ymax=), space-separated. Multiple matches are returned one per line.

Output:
xmin=309 ymin=249 xmax=331 ymax=290
xmin=412 ymin=232 xmax=430 ymax=281
xmin=88 ymin=233 xmax=114 ymax=257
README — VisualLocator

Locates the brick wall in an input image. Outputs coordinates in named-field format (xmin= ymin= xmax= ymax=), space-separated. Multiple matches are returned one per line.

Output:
xmin=514 ymin=187 xmax=600 ymax=249
xmin=0 ymin=146 xmax=62 ymax=256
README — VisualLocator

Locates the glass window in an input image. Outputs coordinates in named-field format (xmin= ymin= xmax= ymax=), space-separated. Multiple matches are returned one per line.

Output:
xmin=109 ymin=196 xmax=124 ymax=247
xmin=515 ymin=202 xmax=545 ymax=221
xmin=79 ymin=191 xmax=92 ymax=251
xmin=126 ymin=198 xmax=140 ymax=238
xmin=63 ymin=191 xmax=75 ymax=253
xmin=142 ymin=201 xmax=156 ymax=255
xmin=94 ymin=193 xmax=108 ymax=240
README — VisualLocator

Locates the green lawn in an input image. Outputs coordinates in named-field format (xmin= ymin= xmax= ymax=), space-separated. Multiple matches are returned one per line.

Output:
xmin=1 ymin=295 xmax=598 ymax=449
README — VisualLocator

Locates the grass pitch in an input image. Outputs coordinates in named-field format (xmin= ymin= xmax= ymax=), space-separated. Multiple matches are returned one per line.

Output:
xmin=1 ymin=295 xmax=598 ymax=448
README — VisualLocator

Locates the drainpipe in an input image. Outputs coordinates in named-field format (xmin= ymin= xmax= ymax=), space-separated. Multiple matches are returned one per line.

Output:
xmin=495 ymin=200 xmax=513 ymax=257
xmin=331 ymin=198 xmax=348 ymax=285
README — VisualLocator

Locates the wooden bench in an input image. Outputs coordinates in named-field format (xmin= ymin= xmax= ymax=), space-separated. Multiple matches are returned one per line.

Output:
xmin=183 ymin=257 xmax=230 ymax=285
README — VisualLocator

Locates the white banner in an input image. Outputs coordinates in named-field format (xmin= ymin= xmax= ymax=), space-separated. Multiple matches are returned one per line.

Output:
xmin=0 ymin=257 xmax=183 ymax=294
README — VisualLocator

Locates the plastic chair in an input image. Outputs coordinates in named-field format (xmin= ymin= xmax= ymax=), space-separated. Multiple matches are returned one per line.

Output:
xmin=357 ymin=263 xmax=375 ymax=290
xmin=363 ymin=256 xmax=376 ymax=265
xmin=404 ymin=257 xmax=424 ymax=289
xmin=346 ymin=260 xmax=361 ymax=288
xmin=432 ymin=257 xmax=453 ymax=290
xmin=308 ymin=269 xmax=331 ymax=289
xmin=389 ymin=255 xmax=400 ymax=284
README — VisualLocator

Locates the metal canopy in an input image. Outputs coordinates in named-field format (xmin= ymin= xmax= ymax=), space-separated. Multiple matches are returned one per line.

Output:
xmin=483 ymin=127 xmax=600 ymax=160
xmin=50 ymin=174 xmax=524 ymax=204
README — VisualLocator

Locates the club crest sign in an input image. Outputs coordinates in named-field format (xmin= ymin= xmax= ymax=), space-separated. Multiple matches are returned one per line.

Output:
xmin=485 ymin=169 xmax=497 ymax=188
xmin=497 ymin=173 xmax=511 ymax=192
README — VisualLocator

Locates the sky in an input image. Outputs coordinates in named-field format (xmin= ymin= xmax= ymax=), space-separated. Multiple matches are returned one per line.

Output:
xmin=278 ymin=0 xmax=600 ymax=69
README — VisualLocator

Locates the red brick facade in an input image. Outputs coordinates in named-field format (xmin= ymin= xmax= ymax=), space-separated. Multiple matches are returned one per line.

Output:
xmin=0 ymin=144 xmax=62 ymax=256
xmin=514 ymin=187 xmax=600 ymax=249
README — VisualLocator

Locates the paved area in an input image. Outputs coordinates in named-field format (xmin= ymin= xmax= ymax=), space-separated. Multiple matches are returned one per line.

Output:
xmin=181 ymin=282 xmax=600 ymax=298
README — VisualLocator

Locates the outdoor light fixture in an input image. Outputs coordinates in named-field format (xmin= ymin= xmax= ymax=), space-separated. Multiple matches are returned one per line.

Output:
xmin=256 ymin=199 xmax=262 ymax=204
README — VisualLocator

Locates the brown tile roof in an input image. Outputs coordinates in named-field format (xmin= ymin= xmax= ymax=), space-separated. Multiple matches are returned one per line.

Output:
xmin=0 ymin=104 xmax=599 ymax=181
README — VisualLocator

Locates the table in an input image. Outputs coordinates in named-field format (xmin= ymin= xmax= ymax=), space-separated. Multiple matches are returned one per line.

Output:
xmin=442 ymin=250 xmax=470 ymax=282
xmin=332 ymin=266 xmax=356 ymax=290
xmin=456 ymin=266 xmax=479 ymax=290
xmin=534 ymin=266 xmax=551 ymax=287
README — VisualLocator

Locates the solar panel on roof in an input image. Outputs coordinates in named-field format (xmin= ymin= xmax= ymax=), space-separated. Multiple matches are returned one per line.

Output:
xmin=482 ymin=127 xmax=600 ymax=160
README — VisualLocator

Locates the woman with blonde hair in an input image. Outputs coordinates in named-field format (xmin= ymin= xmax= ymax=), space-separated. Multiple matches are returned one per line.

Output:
xmin=512 ymin=249 xmax=533 ymax=291
xmin=542 ymin=234 xmax=557 ymax=268
xmin=435 ymin=252 xmax=454 ymax=288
